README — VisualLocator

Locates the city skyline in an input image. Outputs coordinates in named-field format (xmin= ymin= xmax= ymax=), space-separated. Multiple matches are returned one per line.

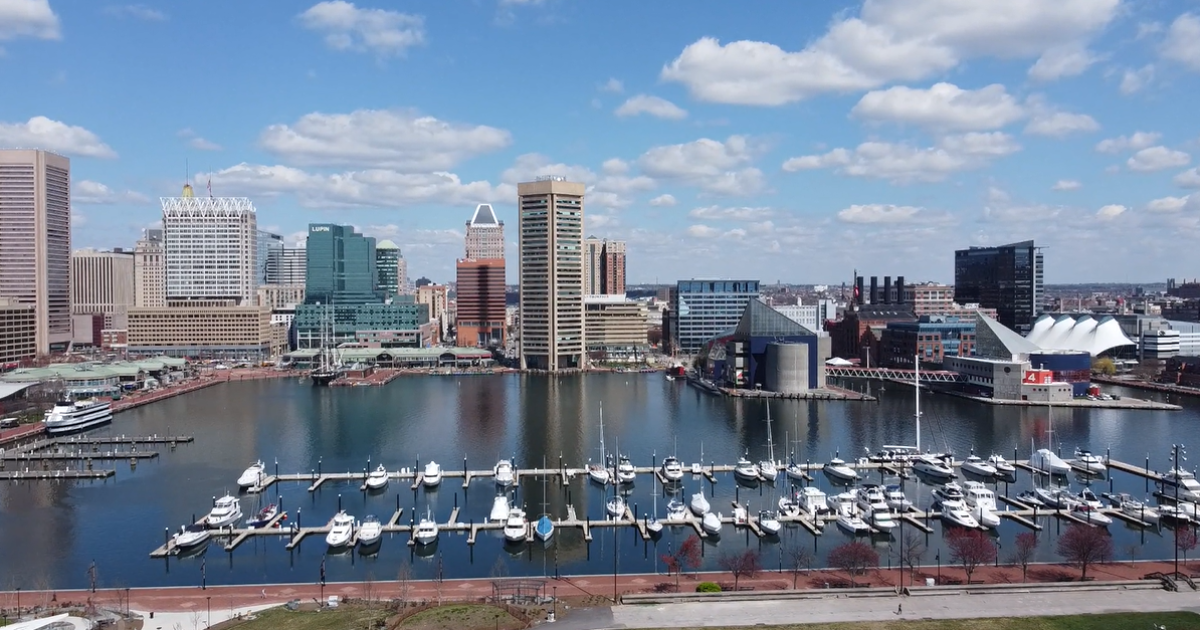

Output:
xmin=2 ymin=1 xmax=1199 ymax=283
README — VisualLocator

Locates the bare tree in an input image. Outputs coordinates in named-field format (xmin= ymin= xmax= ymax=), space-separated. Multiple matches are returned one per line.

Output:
xmin=897 ymin=531 xmax=925 ymax=586
xmin=434 ymin=554 xmax=446 ymax=605
xmin=395 ymin=561 xmax=412 ymax=606
xmin=1177 ymin=527 xmax=1198 ymax=566
xmin=784 ymin=543 xmax=814 ymax=589
xmin=189 ymin=610 xmax=202 ymax=630
xmin=946 ymin=528 xmax=996 ymax=584
xmin=1011 ymin=532 xmax=1038 ymax=583
xmin=1124 ymin=543 xmax=1140 ymax=564
xmin=717 ymin=549 xmax=761 ymax=591
xmin=828 ymin=541 xmax=879 ymax=588
xmin=660 ymin=535 xmax=703 ymax=591
xmin=362 ymin=571 xmax=375 ymax=603
xmin=1057 ymin=523 xmax=1113 ymax=581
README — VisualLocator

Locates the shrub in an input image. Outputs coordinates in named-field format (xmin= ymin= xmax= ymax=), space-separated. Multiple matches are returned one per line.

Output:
xmin=695 ymin=582 xmax=721 ymax=593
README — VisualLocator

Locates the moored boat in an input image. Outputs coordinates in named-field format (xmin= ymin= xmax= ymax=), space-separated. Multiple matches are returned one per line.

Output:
xmin=423 ymin=461 xmax=442 ymax=488
xmin=823 ymin=456 xmax=858 ymax=482
xmin=174 ymin=524 xmax=210 ymax=549
xmin=493 ymin=459 xmax=515 ymax=488
xmin=413 ymin=510 xmax=438 ymax=545
xmin=358 ymin=515 xmax=383 ymax=546
xmin=237 ymin=461 xmax=265 ymax=489
xmin=205 ymin=495 xmax=243 ymax=528
xmin=44 ymin=399 xmax=113 ymax=435
xmin=365 ymin=465 xmax=389 ymax=490
xmin=503 ymin=508 xmax=528 ymax=542
xmin=246 ymin=504 xmax=280 ymax=528
xmin=701 ymin=511 xmax=722 ymax=535
xmin=325 ymin=511 xmax=355 ymax=548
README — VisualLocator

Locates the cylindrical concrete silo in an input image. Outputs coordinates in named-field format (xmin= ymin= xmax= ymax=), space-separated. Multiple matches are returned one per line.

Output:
xmin=765 ymin=342 xmax=809 ymax=394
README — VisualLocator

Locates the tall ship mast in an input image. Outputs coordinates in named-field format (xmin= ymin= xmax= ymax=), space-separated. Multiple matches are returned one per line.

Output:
xmin=310 ymin=303 xmax=342 ymax=386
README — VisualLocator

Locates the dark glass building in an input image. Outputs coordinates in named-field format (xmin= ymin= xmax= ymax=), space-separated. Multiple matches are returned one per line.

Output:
xmin=954 ymin=240 xmax=1043 ymax=334
xmin=304 ymin=224 xmax=379 ymax=305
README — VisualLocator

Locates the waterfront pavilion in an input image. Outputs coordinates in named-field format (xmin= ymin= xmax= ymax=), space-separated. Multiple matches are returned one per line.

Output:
xmin=281 ymin=347 xmax=493 ymax=369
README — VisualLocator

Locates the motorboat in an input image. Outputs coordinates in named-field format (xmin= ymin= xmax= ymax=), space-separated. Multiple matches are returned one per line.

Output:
xmin=423 ymin=461 xmax=442 ymax=488
xmin=855 ymin=485 xmax=896 ymax=530
xmin=1077 ymin=487 xmax=1104 ymax=510
xmin=1173 ymin=501 xmax=1200 ymax=521
xmin=237 ymin=461 xmax=265 ymax=489
xmin=494 ymin=459 xmax=515 ymax=487
xmin=987 ymin=453 xmax=1017 ymax=476
xmin=503 ymin=508 xmax=528 ymax=543
xmin=884 ymin=485 xmax=913 ymax=512
xmin=1070 ymin=503 xmax=1112 ymax=527
xmin=865 ymin=446 xmax=920 ymax=466
xmin=1158 ymin=504 xmax=1194 ymax=524
xmin=931 ymin=482 xmax=965 ymax=505
xmin=1031 ymin=449 xmax=1071 ymax=476
xmin=826 ymin=491 xmax=856 ymax=515
xmin=961 ymin=454 xmax=997 ymax=478
xmin=535 ymin=514 xmax=555 ymax=541
xmin=962 ymin=481 xmax=1000 ymax=529
xmin=823 ymin=456 xmax=858 ymax=482
xmin=325 ymin=511 xmax=356 ymax=548
xmin=940 ymin=499 xmax=980 ymax=529
xmin=1034 ymin=486 xmax=1077 ymax=510
xmin=778 ymin=494 xmax=800 ymax=517
xmin=205 ymin=495 xmax=243 ymax=528
xmin=358 ymin=515 xmax=383 ymax=546
xmin=1157 ymin=467 xmax=1200 ymax=502
xmin=689 ymin=491 xmax=711 ymax=516
xmin=365 ymin=465 xmax=389 ymax=490
xmin=733 ymin=455 xmax=761 ymax=483
xmin=1070 ymin=448 xmax=1107 ymax=475
xmin=246 ymin=504 xmax=280 ymax=529
xmin=616 ymin=455 xmax=637 ymax=484
xmin=758 ymin=510 xmax=782 ymax=535
xmin=796 ymin=487 xmax=829 ymax=515
xmin=43 ymin=399 xmax=113 ymax=435
xmin=173 ymin=524 xmax=210 ymax=549
xmin=489 ymin=495 xmax=510 ymax=522
xmin=588 ymin=460 xmax=611 ymax=485
xmin=733 ymin=504 xmax=748 ymax=525
xmin=413 ymin=511 xmax=438 ymax=545
xmin=667 ymin=499 xmax=688 ymax=521
xmin=785 ymin=458 xmax=807 ymax=482
xmin=832 ymin=499 xmax=870 ymax=535
xmin=701 ymin=511 xmax=722 ymax=535
xmin=606 ymin=494 xmax=627 ymax=518
xmin=661 ymin=456 xmax=685 ymax=482
xmin=913 ymin=453 xmax=955 ymax=480
xmin=1111 ymin=493 xmax=1160 ymax=524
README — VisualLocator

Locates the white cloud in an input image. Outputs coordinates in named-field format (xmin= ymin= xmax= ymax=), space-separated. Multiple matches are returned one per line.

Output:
xmin=851 ymin=82 xmax=1023 ymax=132
xmin=599 ymin=78 xmax=623 ymax=93
xmin=688 ymin=205 xmax=773 ymax=221
xmin=601 ymin=158 xmax=628 ymax=175
xmin=638 ymin=135 xmax=766 ymax=195
xmin=1028 ymin=43 xmax=1101 ymax=81
xmin=500 ymin=153 xmax=595 ymax=186
xmin=0 ymin=116 xmax=116 ymax=158
xmin=1051 ymin=179 xmax=1082 ymax=191
xmin=298 ymin=1 xmax=424 ymax=57
xmin=1095 ymin=131 xmax=1161 ymax=154
xmin=648 ymin=194 xmax=676 ymax=207
xmin=837 ymin=204 xmax=924 ymax=224
xmin=1174 ymin=168 xmax=1200 ymax=188
xmin=497 ymin=154 xmax=652 ymax=209
xmin=660 ymin=0 xmax=1119 ymax=105
xmin=1127 ymin=146 xmax=1190 ymax=172
xmin=0 ymin=0 xmax=59 ymax=41
xmin=1119 ymin=65 xmax=1155 ymax=95
xmin=73 ymin=180 xmax=149 ymax=205
xmin=1095 ymin=204 xmax=1126 ymax=220
xmin=1144 ymin=195 xmax=1192 ymax=213
xmin=189 ymin=137 xmax=222 ymax=151
xmin=259 ymin=109 xmax=511 ymax=170
xmin=1161 ymin=13 xmax=1200 ymax=71
xmin=588 ymin=213 xmax=618 ymax=229
xmin=685 ymin=224 xmax=721 ymax=238
xmin=614 ymin=95 xmax=688 ymax=120
xmin=782 ymin=132 xmax=1019 ymax=184
xmin=104 ymin=5 xmax=166 ymax=21
xmin=1023 ymin=110 xmax=1099 ymax=138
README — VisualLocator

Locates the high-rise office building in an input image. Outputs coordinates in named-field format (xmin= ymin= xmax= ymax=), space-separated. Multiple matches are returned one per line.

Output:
xmin=416 ymin=283 xmax=449 ymax=342
xmin=266 ymin=246 xmax=306 ymax=286
xmin=162 ymin=185 xmax=258 ymax=303
xmin=518 ymin=177 xmax=586 ymax=371
xmin=667 ymin=280 xmax=760 ymax=355
xmin=376 ymin=240 xmax=402 ymax=297
xmin=71 ymin=249 xmax=135 ymax=328
xmin=601 ymin=239 xmax=626 ymax=295
xmin=0 ymin=298 xmax=37 ymax=364
xmin=134 ymin=229 xmax=165 ymax=308
xmin=256 ymin=230 xmax=283 ymax=285
xmin=954 ymin=240 xmax=1044 ymax=333
xmin=583 ymin=236 xmax=604 ymax=295
xmin=0 ymin=149 xmax=72 ymax=354
xmin=465 ymin=204 xmax=505 ymax=259
xmin=304 ymin=224 xmax=378 ymax=305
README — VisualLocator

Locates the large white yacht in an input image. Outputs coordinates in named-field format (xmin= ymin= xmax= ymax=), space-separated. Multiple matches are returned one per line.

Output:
xmin=1070 ymin=449 xmax=1108 ymax=475
xmin=493 ymin=459 xmax=515 ymax=488
xmin=1158 ymin=468 xmax=1200 ymax=502
xmin=205 ymin=495 xmax=243 ymax=528
xmin=325 ymin=511 xmax=356 ymax=548
xmin=661 ymin=456 xmax=685 ymax=482
xmin=503 ymin=508 xmax=528 ymax=542
xmin=423 ymin=461 xmax=442 ymax=488
xmin=733 ymin=455 xmax=761 ymax=483
xmin=365 ymin=465 xmax=389 ymax=490
xmin=940 ymin=498 xmax=980 ymax=529
xmin=962 ymin=481 xmax=1001 ymax=529
xmin=237 ymin=461 xmax=265 ymax=489
xmin=44 ymin=399 xmax=112 ymax=435
xmin=796 ymin=487 xmax=829 ymax=515
xmin=413 ymin=510 xmax=439 ymax=545
xmin=616 ymin=455 xmax=637 ymax=484
xmin=913 ymin=453 xmax=956 ymax=479
xmin=884 ymin=485 xmax=913 ymax=512
xmin=961 ymin=455 xmax=997 ymax=478
xmin=823 ymin=456 xmax=858 ymax=482
xmin=855 ymin=485 xmax=896 ymax=530
xmin=358 ymin=515 xmax=382 ymax=546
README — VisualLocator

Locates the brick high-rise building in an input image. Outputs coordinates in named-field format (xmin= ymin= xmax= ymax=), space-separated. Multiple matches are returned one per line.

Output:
xmin=457 ymin=204 xmax=506 ymax=348
xmin=600 ymin=239 xmax=626 ymax=295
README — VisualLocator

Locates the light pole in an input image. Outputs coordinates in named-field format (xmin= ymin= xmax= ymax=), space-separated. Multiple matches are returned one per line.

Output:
xmin=1171 ymin=444 xmax=1187 ymax=576
xmin=206 ymin=595 xmax=211 ymax=628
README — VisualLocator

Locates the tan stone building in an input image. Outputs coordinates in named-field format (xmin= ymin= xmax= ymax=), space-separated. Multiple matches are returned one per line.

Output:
xmin=0 ymin=298 xmax=37 ymax=365
xmin=257 ymin=284 xmax=305 ymax=310
xmin=126 ymin=301 xmax=285 ymax=359
xmin=416 ymin=283 xmax=449 ymax=342
xmin=585 ymin=294 xmax=648 ymax=362
xmin=134 ymin=229 xmax=166 ymax=308
xmin=71 ymin=248 xmax=135 ymax=329
xmin=518 ymin=178 xmax=586 ymax=371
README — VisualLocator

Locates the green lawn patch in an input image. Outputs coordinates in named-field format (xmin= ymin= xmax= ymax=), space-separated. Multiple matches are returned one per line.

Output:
xmin=221 ymin=604 xmax=389 ymax=630
xmin=400 ymin=604 xmax=523 ymax=630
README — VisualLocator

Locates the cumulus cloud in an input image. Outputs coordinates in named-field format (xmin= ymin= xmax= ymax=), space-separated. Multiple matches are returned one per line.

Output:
xmin=500 ymin=153 xmax=596 ymax=186
xmin=648 ymin=194 xmax=676 ymax=207
xmin=851 ymin=82 xmax=1024 ymax=132
xmin=1095 ymin=204 xmax=1126 ymax=220
xmin=688 ymin=206 xmax=773 ymax=221
xmin=497 ymin=154 xmax=653 ymax=209
xmin=73 ymin=180 xmax=149 ymax=205
xmin=1023 ymin=110 xmax=1099 ymax=138
xmin=1119 ymin=65 xmax=1155 ymax=95
xmin=1028 ymin=43 xmax=1101 ymax=81
xmin=660 ymin=0 xmax=1119 ymax=105
xmin=614 ymin=95 xmax=688 ymax=120
xmin=837 ymin=204 xmax=924 ymax=224
xmin=1144 ymin=195 xmax=1194 ymax=213
xmin=601 ymin=158 xmax=629 ymax=175
xmin=685 ymin=224 xmax=721 ymax=238
xmin=298 ymin=1 xmax=424 ymax=57
xmin=1174 ymin=168 xmax=1200 ymax=188
xmin=1095 ymin=131 xmax=1160 ymax=154
xmin=259 ymin=109 xmax=511 ymax=170
xmin=1051 ymin=179 xmax=1082 ymax=191
xmin=104 ymin=5 xmax=166 ymax=20
xmin=1161 ymin=13 xmax=1200 ymax=71
xmin=782 ymin=132 xmax=1019 ymax=184
xmin=599 ymin=78 xmax=624 ymax=93
xmin=1127 ymin=146 xmax=1190 ymax=172
xmin=0 ymin=116 xmax=116 ymax=158
xmin=638 ymin=135 xmax=766 ymax=195
xmin=0 ymin=0 xmax=59 ymax=41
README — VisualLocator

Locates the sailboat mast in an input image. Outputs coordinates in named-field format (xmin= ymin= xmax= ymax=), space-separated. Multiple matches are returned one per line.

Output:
xmin=766 ymin=404 xmax=775 ymax=463
xmin=914 ymin=354 xmax=921 ymax=453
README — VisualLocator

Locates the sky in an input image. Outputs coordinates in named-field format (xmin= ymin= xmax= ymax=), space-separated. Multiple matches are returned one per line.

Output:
xmin=1 ymin=0 xmax=1199 ymax=285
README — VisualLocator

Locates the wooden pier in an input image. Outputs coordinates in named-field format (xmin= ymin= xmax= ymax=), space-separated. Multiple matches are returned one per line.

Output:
xmin=0 ymin=450 xmax=158 ymax=461
xmin=0 ymin=469 xmax=114 ymax=481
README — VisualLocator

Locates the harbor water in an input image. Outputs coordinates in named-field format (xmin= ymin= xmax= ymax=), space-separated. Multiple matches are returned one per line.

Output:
xmin=1 ymin=373 xmax=1198 ymax=590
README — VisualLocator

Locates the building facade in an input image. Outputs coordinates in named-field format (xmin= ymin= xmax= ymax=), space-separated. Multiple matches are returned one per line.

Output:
xmin=954 ymin=240 xmax=1043 ymax=333
xmin=518 ymin=178 xmax=586 ymax=371
xmin=668 ymin=279 xmax=760 ymax=355
xmin=775 ymin=299 xmax=837 ymax=332
xmin=416 ymin=283 xmax=449 ymax=342
xmin=601 ymin=240 xmax=626 ymax=295
xmin=266 ymin=246 xmax=306 ymax=286
xmin=162 ymin=188 xmax=258 ymax=304
xmin=585 ymin=294 xmax=648 ymax=362
xmin=0 ymin=149 xmax=72 ymax=354
xmin=126 ymin=302 xmax=285 ymax=359
xmin=71 ymin=249 xmax=135 ymax=329
xmin=305 ymin=224 xmax=378 ymax=305
xmin=880 ymin=315 xmax=976 ymax=368
xmin=465 ymin=204 xmax=505 ymax=259
xmin=257 ymin=284 xmax=305 ymax=310
xmin=584 ymin=236 xmax=604 ymax=296
xmin=0 ymin=299 xmax=36 ymax=365
xmin=134 ymin=229 xmax=166 ymax=308
xmin=256 ymin=230 xmax=282 ymax=285
xmin=456 ymin=258 xmax=506 ymax=348
xmin=375 ymin=240 xmax=402 ymax=298
xmin=292 ymin=302 xmax=432 ymax=348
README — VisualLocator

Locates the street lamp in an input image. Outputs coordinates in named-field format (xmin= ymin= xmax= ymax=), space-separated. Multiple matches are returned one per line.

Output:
xmin=1171 ymin=444 xmax=1187 ymax=576
xmin=552 ymin=586 xmax=558 ymax=622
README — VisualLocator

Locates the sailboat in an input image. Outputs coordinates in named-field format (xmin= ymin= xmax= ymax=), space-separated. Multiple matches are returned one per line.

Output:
xmin=588 ymin=402 xmax=611 ymax=485
xmin=905 ymin=356 xmax=955 ymax=479
xmin=310 ymin=304 xmax=342 ymax=386
xmin=605 ymin=437 xmax=627 ymax=518
xmin=758 ymin=404 xmax=778 ymax=482
xmin=534 ymin=463 xmax=554 ymax=542
xmin=1030 ymin=404 xmax=1071 ymax=476
xmin=646 ymin=486 xmax=663 ymax=535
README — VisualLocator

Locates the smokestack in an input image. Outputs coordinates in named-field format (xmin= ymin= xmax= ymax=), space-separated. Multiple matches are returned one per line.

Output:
xmin=896 ymin=276 xmax=905 ymax=304
xmin=869 ymin=276 xmax=878 ymax=305
xmin=855 ymin=277 xmax=864 ymax=306
xmin=883 ymin=276 xmax=892 ymax=305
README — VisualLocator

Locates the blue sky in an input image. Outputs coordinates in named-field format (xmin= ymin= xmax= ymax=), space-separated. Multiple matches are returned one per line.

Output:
xmin=1 ymin=0 xmax=1199 ymax=284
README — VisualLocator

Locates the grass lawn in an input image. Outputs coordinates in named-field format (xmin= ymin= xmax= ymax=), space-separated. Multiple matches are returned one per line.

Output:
xmin=220 ymin=604 xmax=389 ymax=630
xmin=399 ymin=604 xmax=523 ymax=630
xmin=651 ymin=611 xmax=1200 ymax=630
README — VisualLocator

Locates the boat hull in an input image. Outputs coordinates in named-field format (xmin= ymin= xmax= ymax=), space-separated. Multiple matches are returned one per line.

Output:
xmin=45 ymin=404 xmax=113 ymax=435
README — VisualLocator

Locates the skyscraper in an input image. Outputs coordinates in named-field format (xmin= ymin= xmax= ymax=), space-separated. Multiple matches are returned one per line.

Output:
xmin=162 ymin=185 xmax=258 ymax=303
xmin=583 ymin=236 xmax=603 ymax=295
xmin=0 ymin=150 xmax=72 ymax=354
xmin=134 ymin=229 xmax=165 ymax=308
xmin=375 ymin=240 xmax=402 ymax=297
xmin=465 ymin=204 xmax=504 ymax=259
xmin=954 ymin=240 xmax=1044 ymax=333
xmin=600 ymin=239 xmax=626 ymax=295
xmin=518 ymin=177 xmax=586 ymax=371
xmin=256 ymin=230 xmax=283 ymax=285
xmin=265 ymin=246 xmax=306 ymax=286
xmin=71 ymin=248 xmax=135 ymax=328
xmin=458 ymin=204 xmax=507 ymax=348
xmin=304 ymin=224 xmax=378 ymax=305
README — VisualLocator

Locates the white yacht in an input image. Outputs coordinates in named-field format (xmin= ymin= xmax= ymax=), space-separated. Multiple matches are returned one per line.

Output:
xmin=616 ymin=455 xmax=636 ymax=484
xmin=855 ymin=486 xmax=896 ymax=530
xmin=1159 ymin=503 xmax=1195 ymax=524
xmin=173 ymin=524 xmax=210 ymax=549
xmin=823 ymin=456 xmax=858 ymax=482
xmin=758 ymin=509 xmax=782 ymax=535
xmin=987 ymin=453 xmax=1017 ymax=475
xmin=940 ymin=499 xmax=980 ymax=529
xmin=358 ymin=515 xmax=382 ymax=546
xmin=1070 ymin=503 xmax=1112 ymax=526
xmin=1034 ymin=486 xmax=1077 ymax=509
xmin=701 ymin=511 xmax=722 ymax=535
xmin=830 ymin=496 xmax=870 ymax=535
xmin=413 ymin=510 xmax=438 ymax=545
xmin=913 ymin=453 xmax=956 ymax=480
xmin=884 ymin=485 xmax=913 ymax=512
xmin=1077 ymin=487 xmax=1104 ymax=510
xmin=962 ymin=481 xmax=1001 ymax=529
xmin=489 ymin=495 xmax=510 ymax=522
xmin=645 ymin=514 xmax=663 ymax=535
xmin=758 ymin=405 xmax=779 ymax=482
xmin=961 ymin=454 xmax=997 ymax=478
xmin=661 ymin=456 xmax=685 ymax=482
xmin=237 ymin=461 xmax=265 ymax=489
xmin=689 ymin=490 xmax=711 ymax=516
xmin=365 ymin=465 xmax=389 ymax=490
xmin=503 ymin=508 xmax=528 ymax=542
xmin=931 ymin=482 xmax=965 ymax=506
xmin=605 ymin=494 xmax=626 ymax=519
xmin=778 ymin=494 xmax=800 ymax=517
xmin=1070 ymin=449 xmax=1107 ymax=475
xmin=423 ymin=461 xmax=442 ymax=487
xmin=1031 ymin=449 xmax=1071 ymax=476
xmin=44 ymin=399 xmax=113 ymax=435
xmin=493 ymin=459 xmax=515 ymax=488
xmin=1111 ymin=493 xmax=1160 ymax=523
xmin=205 ymin=495 xmax=243 ymax=528
xmin=1158 ymin=468 xmax=1200 ymax=502
xmin=796 ymin=487 xmax=829 ymax=515
xmin=733 ymin=455 xmax=761 ymax=483
xmin=667 ymin=498 xmax=689 ymax=521
xmin=325 ymin=511 xmax=355 ymax=548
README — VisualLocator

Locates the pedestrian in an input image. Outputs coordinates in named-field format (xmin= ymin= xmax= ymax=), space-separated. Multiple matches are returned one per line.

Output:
xmin=897 ymin=602 xmax=902 ymax=615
